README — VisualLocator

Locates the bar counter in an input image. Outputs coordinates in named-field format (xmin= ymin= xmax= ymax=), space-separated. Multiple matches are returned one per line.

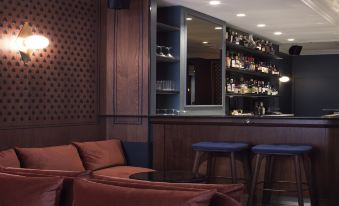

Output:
xmin=151 ymin=115 xmax=339 ymax=205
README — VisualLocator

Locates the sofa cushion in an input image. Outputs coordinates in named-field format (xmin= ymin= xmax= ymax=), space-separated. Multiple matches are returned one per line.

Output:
xmin=0 ymin=149 xmax=20 ymax=168
xmin=0 ymin=167 xmax=89 ymax=178
xmin=0 ymin=167 xmax=89 ymax=206
xmin=91 ymin=177 xmax=242 ymax=206
xmin=93 ymin=166 xmax=154 ymax=178
xmin=91 ymin=175 xmax=243 ymax=203
xmin=0 ymin=172 xmax=63 ymax=206
xmin=73 ymin=178 xmax=215 ymax=206
xmin=73 ymin=139 xmax=126 ymax=170
xmin=16 ymin=145 xmax=85 ymax=171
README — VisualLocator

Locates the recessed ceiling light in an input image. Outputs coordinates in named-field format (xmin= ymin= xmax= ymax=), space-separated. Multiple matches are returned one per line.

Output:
xmin=215 ymin=26 xmax=223 ymax=30
xmin=236 ymin=13 xmax=246 ymax=17
xmin=186 ymin=17 xmax=192 ymax=21
xmin=209 ymin=1 xmax=221 ymax=5
xmin=257 ymin=24 xmax=266 ymax=28
xmin=274 ymin=31 xmax=282 ymax=35
xmin=287 ymin=38 xmax=295 ymax=42
xmin=202 ymin=41 xmax=209 ymax=44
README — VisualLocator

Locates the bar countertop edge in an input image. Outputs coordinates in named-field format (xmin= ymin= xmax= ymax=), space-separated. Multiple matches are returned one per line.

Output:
xmin=150 ymin=115 xmax=339 ymax=127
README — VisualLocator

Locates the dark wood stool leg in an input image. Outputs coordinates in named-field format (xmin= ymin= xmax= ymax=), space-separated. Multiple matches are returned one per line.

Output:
xmin=192 ymin=151 xmax=203 ymax=176
xmin=262 ymin=155 xmax=274 ymax=206
xmin=294 ymin=155 xmax=304 ymax=206
xmin=211 ymin=154 xmax=217 ymax=177
xmin=247 ymin=154 xmax=264 ymax=206
xmin=303 ymin=154 xmax=318 ymax=206
xmin=242 ymin=152 xmax=252 ymax=193
xmin=230 ymin=152 xmax=237 ymax=183
xmin=206 ymin=152 xmax=214 ymax=183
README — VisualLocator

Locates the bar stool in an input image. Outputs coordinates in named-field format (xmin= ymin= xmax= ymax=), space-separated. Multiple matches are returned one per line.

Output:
xmin=247 ymin=144 xmax=318 ymax=206
xmin=192 ymin=141 xmax=251 ymax=189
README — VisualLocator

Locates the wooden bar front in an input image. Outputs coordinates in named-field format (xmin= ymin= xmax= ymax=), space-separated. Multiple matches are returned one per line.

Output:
xmin=151 ymin=116 xmax=339 ymax=206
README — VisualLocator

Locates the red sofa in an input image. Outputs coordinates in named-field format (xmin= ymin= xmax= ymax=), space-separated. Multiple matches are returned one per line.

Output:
xmin=0 ymin=139 xmax=153 ymax=179
xmin=0 ymin=139 xmax=244 ymax=206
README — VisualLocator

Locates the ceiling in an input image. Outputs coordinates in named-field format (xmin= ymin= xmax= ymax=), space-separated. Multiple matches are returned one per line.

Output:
xmin=158 ymin=0 xmax=339 ymax=54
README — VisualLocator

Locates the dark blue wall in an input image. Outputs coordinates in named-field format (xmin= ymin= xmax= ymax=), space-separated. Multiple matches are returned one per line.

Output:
xmin=122 ymin=142 xmax=151 ymax=168
xmin=292 ymin=54 xmax=339 ymax=116
xmin=275 ymin=52 xmax=293 ymax=114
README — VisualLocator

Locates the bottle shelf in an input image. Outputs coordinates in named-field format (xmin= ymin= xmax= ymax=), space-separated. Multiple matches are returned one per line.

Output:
xmin=226 ymin=67 xmax=279 ymax=79
xmin=226 ymin=42 xmax=282 ymax=60
xmin=156 ymin=90 xmax=180 ymax=95
xmin=156 ymin=55 xmax=179 ymax=63
xmin=226 ymin=93 xmax=280 ymax=98
xmin=157 ymin=23 xmax=180 ymax=32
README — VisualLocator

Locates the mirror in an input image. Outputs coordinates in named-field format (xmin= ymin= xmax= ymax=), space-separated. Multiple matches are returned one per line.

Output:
xmin=186 ymin=15 xmax=224 ymax=106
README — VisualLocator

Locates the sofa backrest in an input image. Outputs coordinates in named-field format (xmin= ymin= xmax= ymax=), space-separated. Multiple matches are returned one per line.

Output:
xmin=72 ymin=178 xmax=217 ymax=206
xmin=0 ymin=172 xmax=64 ymax=206
xmin=15 ymin=145 xmax=86 ymax=171
xmin=0 ymin=167 xmax=90 ymax=206
xmin=73 ymin=139 xmax=126 ymax=171
xmin=91 ymin=175 xmax=243 ymax=206
xmin=0 ymin=148 xmax=21 ymax=168
xmin=91 ymin=174 xmax=244 ymax=203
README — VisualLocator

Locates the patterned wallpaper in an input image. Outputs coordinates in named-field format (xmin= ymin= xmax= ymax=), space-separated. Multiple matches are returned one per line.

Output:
xmin=0 ymin=0 xmax=99 ymax=127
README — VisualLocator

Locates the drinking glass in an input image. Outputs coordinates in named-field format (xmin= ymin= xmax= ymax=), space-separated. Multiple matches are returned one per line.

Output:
xmin=156 ymin=46 xmax=164 ymax=56
xmin=163 ymin=47 xmax=173 ymax=58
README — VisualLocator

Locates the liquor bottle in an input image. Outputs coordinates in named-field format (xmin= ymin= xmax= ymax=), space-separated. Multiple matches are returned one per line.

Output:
xmin=226 ymin=51 xmax=231 ymax=68
xmin=261 ymin=40 xmax=266 ymax=52
xmin=235 ymin=32 xmax=240 ymax=45
xmin=230 ymin=31 xmax=234 ymax=43
xmin=266 ymin=82 xmax=272 ymax=95
xmin=239 ymin=54 xmax=244 ymax=68
xmin=254 ymin=102 xmax=260 ymax=115
xmin=257 ymin=62 xmax=263 ymax=72
xmin=265 ymin=41 xmax=271 ymax=54
xmin=259 ymin=102 xmax=266 ymax=115
xmin=260 ymin=81 xmax=265 ymax=94
xmin=226 ymin=78 xmax=231 ymax=92
xmin=235 ymin=53 xmax=240 ymax=69
xmin=256 ymin=40 xmax=262 ymax=51
xmin=234 ymin=53 xmax=239 ymax=68
xmin=249 ymin=57 xmax=255 ymax=71
xmin=231 ymin=52 xmax=236 ymax=68
xmin=243 ymin=35 xmax=249 ymax=47
xmin=248 ymin=79 xmax=254 ymax=94
xmin=270 ymin=42 xmax=275 ymax=55
xmin=230 ymin=78 xmax=235 ymax=93
xmin=239 ymin=34 xmax=244 ymax=46
xmin=262 ymin=62 xmax=269 ymax=73
xmin=272 ymin=65 xmax=280 ymax=75
xmin=244 ymin=57 xmax=250 ymax=70
xmin=253 ymin=80 xmax=258 ymax=94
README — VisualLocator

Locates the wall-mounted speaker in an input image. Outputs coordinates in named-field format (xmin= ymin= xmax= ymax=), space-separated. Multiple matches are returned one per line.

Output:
xmin=108 ymin=0 xmax=131 ymax=9
xmin=289 ymin=45 xmax=303 ymax=56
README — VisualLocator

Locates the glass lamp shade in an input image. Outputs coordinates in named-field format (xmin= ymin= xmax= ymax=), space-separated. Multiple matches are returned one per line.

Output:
xmin=23 ymin=35 xmax=49 ymax=50
xmin=279 ymin=76 xmax=290 ymax=83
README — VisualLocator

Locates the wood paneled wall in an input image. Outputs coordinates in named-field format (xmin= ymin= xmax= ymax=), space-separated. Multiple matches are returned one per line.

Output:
xmin=100 ymin=0 xmax=150 ymax=143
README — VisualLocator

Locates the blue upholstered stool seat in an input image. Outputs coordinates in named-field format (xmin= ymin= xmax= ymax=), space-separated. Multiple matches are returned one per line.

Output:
xmin=252 ymin=144 xmax=312 ymax=155
xmin=192 ymin=141 xmax=249 ymax=152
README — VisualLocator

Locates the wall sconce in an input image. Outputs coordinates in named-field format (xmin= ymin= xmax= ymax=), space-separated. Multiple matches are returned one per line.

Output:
xmin=16 ymin=22 xmax=49 ymax=63
xmin=279 ymin=76 xmax=291 ymax=83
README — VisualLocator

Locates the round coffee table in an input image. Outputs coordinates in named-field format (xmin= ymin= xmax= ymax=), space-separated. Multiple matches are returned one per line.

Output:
xmin=130 ymin=171 xmax=206 ymax=183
